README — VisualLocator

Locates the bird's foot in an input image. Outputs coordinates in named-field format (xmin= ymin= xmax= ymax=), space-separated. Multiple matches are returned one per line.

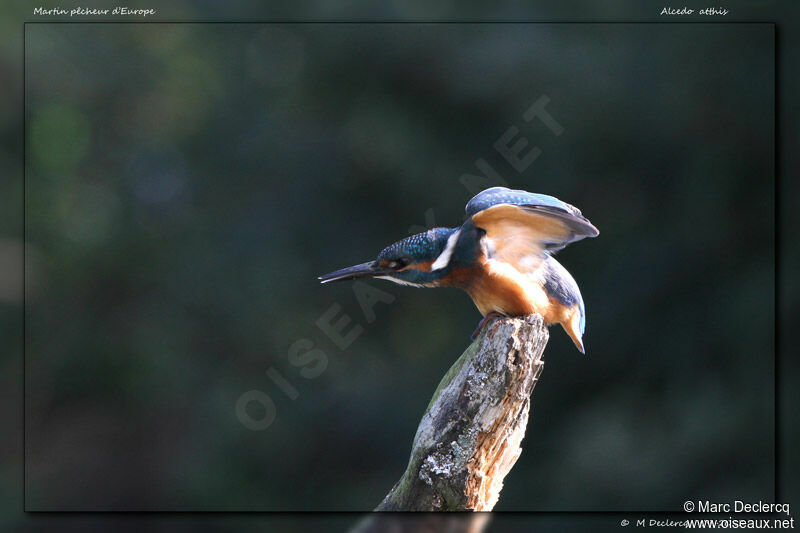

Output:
xmin=470 ymin=311 xmax=506 ymax=341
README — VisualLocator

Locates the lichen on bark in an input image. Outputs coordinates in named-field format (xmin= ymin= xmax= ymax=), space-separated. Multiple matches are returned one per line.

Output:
xmin=375 ymin=314 xmax=549 ymax=512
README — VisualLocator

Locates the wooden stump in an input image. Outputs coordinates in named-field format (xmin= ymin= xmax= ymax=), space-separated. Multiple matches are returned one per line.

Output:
xmin=376 ymin=314 xmax=549 ymax=512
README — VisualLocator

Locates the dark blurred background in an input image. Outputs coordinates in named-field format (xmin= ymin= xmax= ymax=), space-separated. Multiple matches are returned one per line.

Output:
xmin=22 ymin=22 xmax=774 ymax=511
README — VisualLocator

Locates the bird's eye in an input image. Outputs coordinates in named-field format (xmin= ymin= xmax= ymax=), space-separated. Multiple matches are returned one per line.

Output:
xmin=387 ymin=259 xmax=408 ymax=270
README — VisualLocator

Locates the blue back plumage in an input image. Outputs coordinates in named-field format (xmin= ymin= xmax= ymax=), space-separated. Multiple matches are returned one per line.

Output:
xmin=542 ymin=254 xmax=586 ymax=336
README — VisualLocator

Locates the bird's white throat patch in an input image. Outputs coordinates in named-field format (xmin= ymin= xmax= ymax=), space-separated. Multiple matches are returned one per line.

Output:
xmin=376 ymin=276 xmax=425 ymax=288
xmin=432 ymin=229 xmax=460 ymax=270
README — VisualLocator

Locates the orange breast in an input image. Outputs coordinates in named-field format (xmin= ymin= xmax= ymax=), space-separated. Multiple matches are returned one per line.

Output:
xmin=443 ymin=257 xmax=585 ymax=351
xmin=467 ymin=273 xmax=537 ymax=317
xmin=445 ymin=257 xmax=549 ymax=319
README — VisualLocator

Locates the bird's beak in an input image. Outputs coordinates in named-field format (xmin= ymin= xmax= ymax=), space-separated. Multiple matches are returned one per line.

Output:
xmin=318 ymin=261 xmax=388 ymax=284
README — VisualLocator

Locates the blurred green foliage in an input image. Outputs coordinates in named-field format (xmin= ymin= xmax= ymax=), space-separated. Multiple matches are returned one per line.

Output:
xmin=22 ymin=22 xmax=774 ymax=511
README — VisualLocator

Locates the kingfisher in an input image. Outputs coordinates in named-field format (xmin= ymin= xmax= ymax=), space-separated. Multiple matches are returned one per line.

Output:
xmin=319 ymin=187 xmax=599 ymax=353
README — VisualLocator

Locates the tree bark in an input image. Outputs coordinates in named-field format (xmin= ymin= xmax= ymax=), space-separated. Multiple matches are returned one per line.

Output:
xmin=376 ymin=314 xmax=549 ymax=513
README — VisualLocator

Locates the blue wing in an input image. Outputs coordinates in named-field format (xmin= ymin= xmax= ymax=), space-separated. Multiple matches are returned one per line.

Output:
xmin=466 ymin=187 xmax=598 ymax=254
xmin=466 ymin=187 xmax=573 ymax=217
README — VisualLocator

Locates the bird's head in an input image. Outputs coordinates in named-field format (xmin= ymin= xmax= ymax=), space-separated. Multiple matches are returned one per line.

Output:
xmin=319 ymin=227 xmax=460 ymax=287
